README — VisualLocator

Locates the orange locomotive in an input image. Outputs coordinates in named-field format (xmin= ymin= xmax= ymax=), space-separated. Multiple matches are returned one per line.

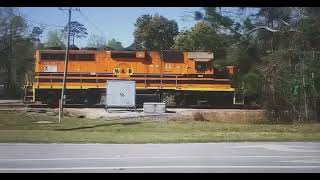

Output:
xmin=24 ymin=49 xmax=237 ymax=107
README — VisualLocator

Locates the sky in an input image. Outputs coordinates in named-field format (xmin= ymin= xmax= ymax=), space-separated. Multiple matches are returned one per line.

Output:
xmin=19 ymin=7 xmax=201 ymax=48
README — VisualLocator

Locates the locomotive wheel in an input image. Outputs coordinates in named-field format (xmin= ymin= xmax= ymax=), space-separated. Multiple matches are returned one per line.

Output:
xmin=87 ymin=94 xmax=101 ymax=105
xmin=43 ymin=96 xmax=59 ymax=108
xmin=70 ymin=94 xmax=85 ymax=104
xmin=174 ymin=93 xmax=186 ymax=107
xmin=73 ymin=97 xmax=85 ymax=104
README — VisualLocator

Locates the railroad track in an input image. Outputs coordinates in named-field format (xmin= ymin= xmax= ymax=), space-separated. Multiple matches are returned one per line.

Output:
xmin=0 ymin=99 xmax=255 ymax=111
xmin=0 ymin=103 xmax=106 ymax=111
xmin=0 ymin=103 xmax=27 ymax=111
xmin=0 ymin=103 xmax=253 ymax=111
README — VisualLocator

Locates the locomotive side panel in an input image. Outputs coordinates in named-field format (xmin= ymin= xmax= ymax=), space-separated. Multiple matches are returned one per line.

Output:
xmin=36 ymin=50 xmax=216 ymax=75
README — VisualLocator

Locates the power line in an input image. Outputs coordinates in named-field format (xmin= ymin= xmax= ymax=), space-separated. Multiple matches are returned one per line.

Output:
xmin=31 ymin=16 xmax=63 ymax=28
xmin=77 ymin=9 xmax=106 ymax=37
xmin=2 ymin=8 xmax=65 ymax=28
xmin=58 ymin=7 xmax=69 ymax=16
xmin=26 ymin=19 xmax=65 ymax=28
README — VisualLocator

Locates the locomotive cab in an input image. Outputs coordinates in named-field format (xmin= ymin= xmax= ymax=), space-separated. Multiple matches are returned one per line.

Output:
xmin=188 ymin=52 xmax=213 ymax=74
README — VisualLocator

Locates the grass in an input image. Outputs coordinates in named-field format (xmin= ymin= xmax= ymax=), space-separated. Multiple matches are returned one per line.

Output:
xmin=0 ymin=111 xmax=319 ymax=143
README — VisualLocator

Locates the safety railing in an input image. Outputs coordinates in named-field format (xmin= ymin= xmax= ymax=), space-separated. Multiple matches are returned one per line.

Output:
xmin=34 ymin=72 xmax=232 ymax=90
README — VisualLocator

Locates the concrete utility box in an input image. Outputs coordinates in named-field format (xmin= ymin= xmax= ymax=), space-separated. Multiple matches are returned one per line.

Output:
xmin=143 ymin=102 xmax=166 ymax=114
xmin=106 ymin=80 xmax=136 ymax=109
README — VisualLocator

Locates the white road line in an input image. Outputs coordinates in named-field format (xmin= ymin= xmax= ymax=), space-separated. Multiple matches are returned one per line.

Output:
xmin=280 ymin=160 xmax=320 ymax=164
xmin=227 ymin=145 xmax=320 ymax=153
xmin=0 ymin=156 xmax=319 ymax=161
xmin=0 ymin=166 xmax=320 ymax=171
xmin=1 ymin=142 xmax=318 ymax=146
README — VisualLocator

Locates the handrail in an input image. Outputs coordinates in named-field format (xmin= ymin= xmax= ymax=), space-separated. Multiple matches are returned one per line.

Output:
xmin=80 ymin=73 xmax=82 ymax=89
xmin=96 ymin=74 xmax=98 ymax=87
xmin=35 ymin=75 xmax=231 ymax=81
xmin=50 ymin=73 xmax=53 ymax=88
xmin=175 ymin=75 xmax=178 ymax=88
xmin=144 ymin=74 xmax=147 ymax=88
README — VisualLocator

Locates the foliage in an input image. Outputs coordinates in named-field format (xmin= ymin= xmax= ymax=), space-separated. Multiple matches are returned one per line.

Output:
xmin=64 ymin=21 xmax=88 ymax=45
xmin=87 ymin=35 xmax=107 ymax=49
xmin=133 ymin=14 xmax=179 ymax=50
xmin=106 ymin=38 xmax=123 ymax=50
xmin=173 ymin=22 xmax=226 ymax=51
xmin=29 ymin=26 xmax=44 ymax=42
xmin=174 ymin=7 xmax=320 ymax=122
xmin=124 ymin=43 xmax=136 ymax=50
xmin=194 ymin=7 xmax=240 ymax=35
xmin=172 ymin=21 xmax=229 ymax=61
xmin=44 ymin=30 xmax=66 ymax=48
xmin=245 ymin=7 xmax=320 ymax=122
xmin=0 ymin=7 xmax=35 ymax=97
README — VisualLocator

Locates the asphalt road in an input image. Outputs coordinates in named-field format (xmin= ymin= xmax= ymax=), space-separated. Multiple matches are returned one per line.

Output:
xmin=0 ymin=142 xmax=320 ymax=173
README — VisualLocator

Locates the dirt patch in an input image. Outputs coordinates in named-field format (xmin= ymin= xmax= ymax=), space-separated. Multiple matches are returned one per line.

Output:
xmin=202 ymin=110 xmax=266 ymax=123
xmin=169 ymin=109 xmax=266 ymax=123
xmin=64 ymin=108 xmax=267 ymax=123
xmin=26 ymin=107 xmax=266 ymax=123
xmin=192 ymin=112 xmax=209 ymax=122
xmin=63 ymin=108 xmax=172 ymax=121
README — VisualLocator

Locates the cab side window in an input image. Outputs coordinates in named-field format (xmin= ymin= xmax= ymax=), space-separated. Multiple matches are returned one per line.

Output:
xmin=196 ymin=62 xmax=207 ymax=71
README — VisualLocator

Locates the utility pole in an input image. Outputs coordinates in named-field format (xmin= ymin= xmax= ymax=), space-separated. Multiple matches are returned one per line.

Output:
xmin=58 ymin=7 xmax=73 ymax=123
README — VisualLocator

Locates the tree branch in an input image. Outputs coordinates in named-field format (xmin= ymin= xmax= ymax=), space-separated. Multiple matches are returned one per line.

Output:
xmin=246 ymin=26 xmax=280 ymax=35
xmin=280 ymin=20 xmax=290 ymax=26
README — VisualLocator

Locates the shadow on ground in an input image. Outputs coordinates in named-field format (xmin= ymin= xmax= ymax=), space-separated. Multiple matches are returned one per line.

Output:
xmin=55 ymin=121 xmax=142 ymax=131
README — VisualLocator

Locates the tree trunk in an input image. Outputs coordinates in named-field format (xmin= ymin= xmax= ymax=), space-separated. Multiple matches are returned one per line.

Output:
xmin=6 ymin=35 xmax=17 ymax=98
xmin=9 ymin=55 xmax=16 ymax=97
